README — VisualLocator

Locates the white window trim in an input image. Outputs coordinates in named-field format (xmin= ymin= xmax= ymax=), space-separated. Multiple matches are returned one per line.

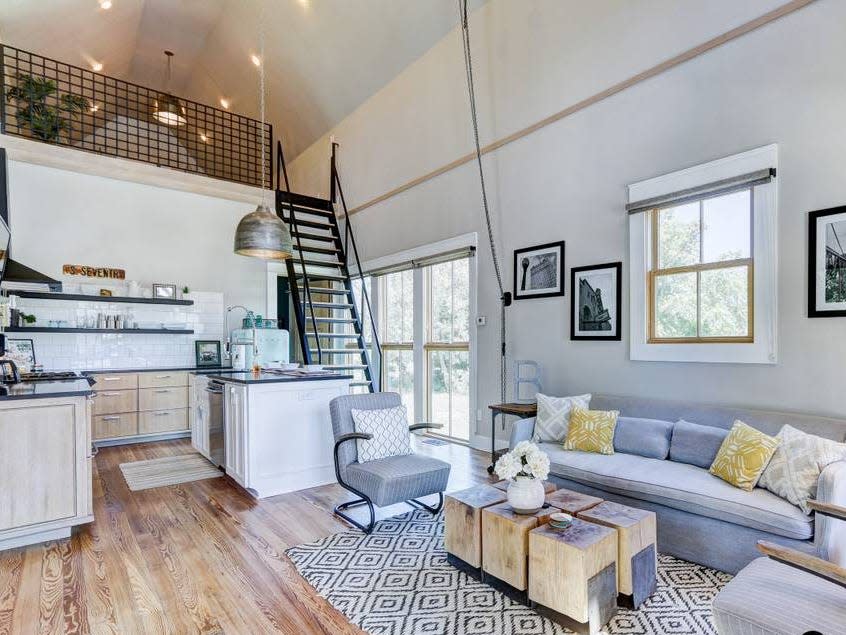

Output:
xmin=628 ymin=145 xmax=778 ymax=364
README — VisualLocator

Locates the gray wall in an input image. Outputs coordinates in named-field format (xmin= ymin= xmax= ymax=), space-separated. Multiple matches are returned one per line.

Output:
xmin=290 ymin=0 xmax=846 ymax=441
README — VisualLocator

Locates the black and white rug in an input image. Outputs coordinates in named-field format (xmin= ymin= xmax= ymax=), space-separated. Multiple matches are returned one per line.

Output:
xmin=286 ymin=509 xmax=732 ymax=634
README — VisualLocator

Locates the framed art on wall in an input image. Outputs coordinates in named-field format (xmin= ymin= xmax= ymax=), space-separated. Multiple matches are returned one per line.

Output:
xmin=809 ymin=206 xmax=846 ymax=318
xmin=152 ymin=283 xmax=177 ymax=299
xmin=513 ymin=240 xmax=565 ymax=299
xmin=570 ymin=262 xmax=622 ymax=340
xmin=4 ymin=338 xmax=35 ymax=370
xmin=195 ymin=340 xmax=222 ymax=367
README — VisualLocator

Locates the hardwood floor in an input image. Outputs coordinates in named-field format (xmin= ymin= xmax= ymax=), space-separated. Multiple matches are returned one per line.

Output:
xmin=0 ymin=437 xmax=493 ymax=634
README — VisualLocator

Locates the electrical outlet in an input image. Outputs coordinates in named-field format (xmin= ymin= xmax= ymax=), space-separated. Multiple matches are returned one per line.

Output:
xmin=476 ymin=315 xmax=487 ymax=326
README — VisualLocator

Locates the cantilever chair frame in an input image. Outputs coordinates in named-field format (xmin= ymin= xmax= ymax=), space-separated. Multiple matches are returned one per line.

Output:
xmin=332 ymin=422 xmax=446 ymax=534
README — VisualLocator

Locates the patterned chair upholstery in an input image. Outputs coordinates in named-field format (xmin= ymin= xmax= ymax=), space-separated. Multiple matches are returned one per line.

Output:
xmin=329 ymin=392 xmax=451 ymax=533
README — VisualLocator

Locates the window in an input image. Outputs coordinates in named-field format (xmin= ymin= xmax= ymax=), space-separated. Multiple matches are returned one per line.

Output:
xmin=425 ymin=260 xmax=470 ymax=440
xmin=628 ymin=145 xmax=778 ymax=364
xmin=649 ymin=189 xmax=753 ymax=343
xmin=379 ymin=270 xmax=414 ymax=422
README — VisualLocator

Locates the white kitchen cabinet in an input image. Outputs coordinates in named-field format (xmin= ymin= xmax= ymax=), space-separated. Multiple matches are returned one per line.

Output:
xmin=0 ymin=394 xmax=93 ymax=551
xmin=190 ymin=374 xmax=211 ymax=459
xmin=224 ymin=383 xmax=248 ymax=487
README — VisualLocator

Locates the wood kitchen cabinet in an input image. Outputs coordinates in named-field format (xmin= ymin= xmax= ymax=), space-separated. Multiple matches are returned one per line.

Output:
xmin=0 ymin=395 xmax=93 ymax=551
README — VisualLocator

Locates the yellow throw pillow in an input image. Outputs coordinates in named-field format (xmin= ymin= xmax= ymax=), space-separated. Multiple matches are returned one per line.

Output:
xmin=709 ymin=421 xmax=780 ymax=491
xmin=562 ymin=407 xmax=619 ymax=455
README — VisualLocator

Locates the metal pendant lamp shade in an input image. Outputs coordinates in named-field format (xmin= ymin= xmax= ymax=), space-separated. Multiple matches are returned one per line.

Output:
xmin=152 ymin=93 xmax=187 ymax=126
xmin=234 ymin=203 xmax=293 ymax=260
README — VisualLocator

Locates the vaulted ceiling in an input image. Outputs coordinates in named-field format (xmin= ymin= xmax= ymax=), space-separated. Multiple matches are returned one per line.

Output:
xmin=0 ymin=0 xmax=485 ymax=159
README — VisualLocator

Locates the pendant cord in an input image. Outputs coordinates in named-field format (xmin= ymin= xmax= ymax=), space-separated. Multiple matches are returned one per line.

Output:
xmin=259 ymin=0 xmax=267 ymax=204
xmin=458 ymin=0 xmax=507 ymax=404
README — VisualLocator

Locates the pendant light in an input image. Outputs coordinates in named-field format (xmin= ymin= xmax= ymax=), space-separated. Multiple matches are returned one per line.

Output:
xmin=234 ymin=2 xmax=293 ymax=261
xmin=152 ymin=50 xmax=187 ymax=126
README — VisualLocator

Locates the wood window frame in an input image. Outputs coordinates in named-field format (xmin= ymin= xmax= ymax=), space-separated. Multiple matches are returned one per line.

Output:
xmin=647 ymin=190 xmax=755 ymax=344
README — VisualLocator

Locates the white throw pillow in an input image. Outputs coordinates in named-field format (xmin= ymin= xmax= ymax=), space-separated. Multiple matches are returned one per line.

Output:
xmin=351 ymin=405 xmax=413 ymax=463
xmin=533 ymin=393 xmax=592 ymax=443
xmin=758 ymin=424 xmax=846 ymax=514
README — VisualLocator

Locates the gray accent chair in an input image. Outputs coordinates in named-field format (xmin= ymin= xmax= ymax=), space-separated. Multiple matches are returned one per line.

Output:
xmin=509 ymin=393 xmax=846 ymax=574
xmin=712 ymin=500 xmax=846 ymax=635
xmin=330 ymin=392 xmax=451 ymax=533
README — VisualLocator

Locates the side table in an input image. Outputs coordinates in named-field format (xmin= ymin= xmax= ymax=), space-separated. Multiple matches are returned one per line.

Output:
xmin=487 ymin=402 xmax=537 ymax=473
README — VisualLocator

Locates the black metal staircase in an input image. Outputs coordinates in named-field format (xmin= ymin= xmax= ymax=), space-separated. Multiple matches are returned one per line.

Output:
xmin=275 ymin=142 xmax=380 ymax=392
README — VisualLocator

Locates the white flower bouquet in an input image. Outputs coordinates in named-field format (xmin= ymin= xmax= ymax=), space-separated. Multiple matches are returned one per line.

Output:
xmin=494 ymin=440 xmax=550 ymax=481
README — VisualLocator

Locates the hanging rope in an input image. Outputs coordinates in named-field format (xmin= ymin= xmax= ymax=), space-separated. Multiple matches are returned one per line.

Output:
xmin=458 ymin=0 xmax=508 ymax=404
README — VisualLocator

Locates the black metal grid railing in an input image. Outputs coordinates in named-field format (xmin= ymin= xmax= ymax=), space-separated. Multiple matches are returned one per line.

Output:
xmin=1 ymin=45 xmax=272 ymax=189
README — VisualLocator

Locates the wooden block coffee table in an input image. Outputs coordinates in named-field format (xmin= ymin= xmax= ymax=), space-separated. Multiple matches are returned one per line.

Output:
xmin=545 ymin=488 xmax=603 ymax=514
xmin=578 ymin=501 xmax=657 ymax=608
xmin=528 ymin=518 xmax=618 ymax=634
xmin=481 ymin=502 xmax=560 ymax=598
xmin=443 ymin=484 xmax=508 ymax=574
xmin=492 ymin=479 xmax=558 ymax=494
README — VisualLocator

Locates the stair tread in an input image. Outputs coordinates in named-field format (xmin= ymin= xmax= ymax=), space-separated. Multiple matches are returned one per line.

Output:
xmin=323 ymin=364 xmax=368 ymax=370
xmin=307 ymin=287 xmax=350 ymax=295
xmin=310 ymin=348 xmax=365 ymax=354
xmin=350 ymin=380 xmax=372 ymax=386
xmin=276 ymin=190 xmax=333 ymax=212
xmin=294 ymin=244 xmax=340 ymax=255
xmin=297 ymin=272 xmax=348 ymax=281
xmin=311 ymin=316 xmax=356 ymax=323
xmin=308 ymin=301 xmax=354 ymax=309
xmin=306 ymin=332 xmax=361 ymax=338
xmin=293 ymin=258 xmax=343 ymax=268
xmin=283 ymin=216 xmax=336 ymax=231
xmin=290 ymin=231 xmax=336 ymax=243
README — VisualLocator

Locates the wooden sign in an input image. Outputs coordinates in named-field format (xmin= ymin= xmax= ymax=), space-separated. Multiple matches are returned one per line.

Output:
xmin=62 ymin=265 xmax=126 ymax=279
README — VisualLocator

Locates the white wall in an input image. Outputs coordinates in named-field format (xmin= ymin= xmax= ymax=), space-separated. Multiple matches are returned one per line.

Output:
xmin=7 ymin=159 xmax=267 ymax=314
xmin=289 ymin=0 xmax=846 ymax=438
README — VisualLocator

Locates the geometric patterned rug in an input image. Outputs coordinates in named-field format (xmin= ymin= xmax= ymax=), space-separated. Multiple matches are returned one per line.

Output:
xmin=286 ymin=508 xmax=732 ymax=634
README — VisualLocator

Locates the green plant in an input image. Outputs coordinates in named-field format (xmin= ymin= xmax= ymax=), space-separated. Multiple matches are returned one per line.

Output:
xmin=5 ymin=72 xmax=89 ymax=141
xmin=182 ymin=286 xmax=190 ymax=294
xmin=21 ymin=313 xmax=36 ymax=324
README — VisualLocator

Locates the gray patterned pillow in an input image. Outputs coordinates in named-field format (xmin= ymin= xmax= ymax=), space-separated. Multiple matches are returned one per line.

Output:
xmin=534 ymin=393 xmax=591 ymax=442
xmin=351 ymin=406 xmax=412 ymax=463
xmin=758 ymin=424 xmax=846 ymax=513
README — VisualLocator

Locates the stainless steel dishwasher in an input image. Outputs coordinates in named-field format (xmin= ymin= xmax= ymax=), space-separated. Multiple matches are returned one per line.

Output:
xmin=206 ymin=380 xmax=226 ymax=468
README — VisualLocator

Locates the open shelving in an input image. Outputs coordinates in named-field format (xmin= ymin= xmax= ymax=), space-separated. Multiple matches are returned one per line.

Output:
xmin=9 ymin=290 xmax=193 ymax=306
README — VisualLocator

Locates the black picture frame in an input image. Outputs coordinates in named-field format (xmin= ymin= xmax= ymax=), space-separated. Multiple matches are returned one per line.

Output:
xmin=195 ymin=340 xmax=222 ymax=367
xmin=5 ymin=338 xmax=35 ymax=367
xmin=513 ymin=240 xmax=566 ymax=300
xmin=570 ymin=262 xmax=622 ymax=341
xmin=808 ymin=206 xmax=846 ymax=318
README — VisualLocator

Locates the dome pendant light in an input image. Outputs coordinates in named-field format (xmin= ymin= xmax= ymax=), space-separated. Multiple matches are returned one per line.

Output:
xmin=234 ymin=2 xmax=293 ymax=261
xmin=152 ymin=51 xmax=187 ymax=126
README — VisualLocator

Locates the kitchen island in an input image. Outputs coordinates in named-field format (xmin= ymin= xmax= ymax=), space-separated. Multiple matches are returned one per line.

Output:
xmin=0 ymin=378 xmax=94 ymax=550
xmin=197 ymin=371 xmax=352 ymax=499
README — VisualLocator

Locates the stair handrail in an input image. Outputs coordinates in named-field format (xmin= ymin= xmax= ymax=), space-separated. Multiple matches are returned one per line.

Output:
xmin=330 ymin=144 xmax=382 ymax=377
xmin=277 ymin=141 xmax=323 ymax=364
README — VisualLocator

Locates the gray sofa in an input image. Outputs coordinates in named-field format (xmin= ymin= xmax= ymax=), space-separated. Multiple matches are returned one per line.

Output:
xmin=509 ymin=393 xmax=846 ymax=574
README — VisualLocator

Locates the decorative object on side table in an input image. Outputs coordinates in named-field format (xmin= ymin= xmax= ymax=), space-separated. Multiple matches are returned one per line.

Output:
xmin=808 ymin=205 xmax=846 ymax=317
xmin=513 ymin=240 xmax=565 ymax=300
xmin=570 ymin=261 xmax=622 ymax=340
xmin=494 ymin=441 xmax=551 ymax=514
xmin=195 ymin=340 xmax=222 ymax=367
xmin=152 ymin=283 xmax=177 ymax=299
xmin=512 ymin=359 xmax=542 ymax=403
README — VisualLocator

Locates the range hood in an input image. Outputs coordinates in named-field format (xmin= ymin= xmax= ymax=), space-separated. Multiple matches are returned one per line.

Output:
xmin=0 ymin=148 xmax=62 ymax=292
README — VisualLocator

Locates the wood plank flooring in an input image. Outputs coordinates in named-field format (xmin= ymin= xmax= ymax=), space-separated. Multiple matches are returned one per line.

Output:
xmin=0 ymin=437 xmax=493 ymax=634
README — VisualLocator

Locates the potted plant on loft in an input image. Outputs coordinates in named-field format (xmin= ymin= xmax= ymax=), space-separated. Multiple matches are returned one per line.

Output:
xmin=494 ymin=440 xmax=551 ymax=514
xmin=5 ymin=72 xmax=89 ymax=142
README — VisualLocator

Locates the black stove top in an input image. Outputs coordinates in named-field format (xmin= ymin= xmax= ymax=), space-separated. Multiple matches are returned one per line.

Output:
xmin=19 ymin=371 xmax=81 ymax=382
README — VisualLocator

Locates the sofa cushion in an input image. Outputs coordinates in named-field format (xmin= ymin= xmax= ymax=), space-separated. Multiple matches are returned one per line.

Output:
xmin=614 ymin=416 xmax=673 ymax=459
xmin=670 ymin=419 xmax=729 ymax=468
xmin=541 ymin=442 xmax=812 ymax=540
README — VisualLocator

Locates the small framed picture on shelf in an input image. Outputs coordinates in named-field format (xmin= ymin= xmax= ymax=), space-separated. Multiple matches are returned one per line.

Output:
xmin=513 ymin=240 xmax=566 ymax=300
xmin=570 ymin=262 xmax=622 ymax=340
xmin=809 ymin=206 xmax=846 ymax=317
xmin=195 ymin=340 xmax=222 ymax=367
xmin=4 ymin=339 xmax=35 ymax=371
xmin=152 ymin=283 xmax=177 ymax=300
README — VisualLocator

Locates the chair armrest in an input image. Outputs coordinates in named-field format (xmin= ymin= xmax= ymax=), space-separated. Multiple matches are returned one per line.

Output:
xmin=814 ymin=460 xmax=846 ymax=568
xmin=335 ymin=432 xmax=372 ymax=449
xmin=757 ymin=540 xmax=846 ymax=589
xmin=509 ymin=417 xmax=536 ymax=449
xmin=808 ymin=500 xmax=846 ymax=522
xmin=409 ymin=422 xmax=443 ymax=432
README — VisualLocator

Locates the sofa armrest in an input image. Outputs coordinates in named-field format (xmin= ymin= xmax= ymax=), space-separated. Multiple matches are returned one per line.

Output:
xmin=509 ymin=417 xmax=536 ymax=449
xmin=757 ymin=540 xmax=846 ymax=589
xmin=815 ymin=460 xmax=846 ymax=568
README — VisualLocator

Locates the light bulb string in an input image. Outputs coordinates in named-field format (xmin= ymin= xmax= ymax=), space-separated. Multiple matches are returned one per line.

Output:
xmin=259 ymin=0 xmax=267 ymax=205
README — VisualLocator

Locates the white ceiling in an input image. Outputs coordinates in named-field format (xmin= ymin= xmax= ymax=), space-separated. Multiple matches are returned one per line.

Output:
xmin=0 ymin=0 xmax=485 ymax=158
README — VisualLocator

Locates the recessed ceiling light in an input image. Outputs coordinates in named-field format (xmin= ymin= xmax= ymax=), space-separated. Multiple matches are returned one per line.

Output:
xmin=91 ymin=61 xmax=103 ymax=72
xmin=250 ymin=54 xmax=261 ymax=67
xmin=99 ymin=0 xmax=112 ymax=9
xmin=200 ymin=133 xmax=210 ymax=143
xmin=298 ymin=0 xmax=309 ymax=7
xmin=90 ymin=104 xmax=100 ymax=113
xmin=219 ymin=98 xmax=230 ymax=109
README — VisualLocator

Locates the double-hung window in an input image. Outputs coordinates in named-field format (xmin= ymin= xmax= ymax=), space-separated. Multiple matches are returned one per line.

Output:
xmin=628 ymin=145 xmax=778 ymax=364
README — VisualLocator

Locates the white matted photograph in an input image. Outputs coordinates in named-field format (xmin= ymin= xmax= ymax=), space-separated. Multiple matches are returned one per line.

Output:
xmin=570 ymin=262 xmax=622 ymax=340
xmin=809 ymin=206 xmax=846 ymax=317
xmin=513 ymin=240 xmax=565 ymax=299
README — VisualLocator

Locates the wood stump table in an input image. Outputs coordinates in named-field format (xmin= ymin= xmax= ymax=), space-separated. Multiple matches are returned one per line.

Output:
xmin=577 ymin=501 xmax=657 ymax=608
xmin=528 ymin=518 xmax=618 ymax=634
xmin=545 ymin=487 xmax=603 ymax=515
xmin=443 ymin=484 xmax=508 ymax=575
xmin=480 ymin=502 xmax=560 ymax=599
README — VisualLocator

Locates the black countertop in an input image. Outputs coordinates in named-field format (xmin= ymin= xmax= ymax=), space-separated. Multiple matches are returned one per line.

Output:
xmin=204 ymin=371 xmax=353 ymax=385
xmin=85 ymin=365 xmax=233 ymax=375
xmin=0 ymin=378 xmax=94 ymax=401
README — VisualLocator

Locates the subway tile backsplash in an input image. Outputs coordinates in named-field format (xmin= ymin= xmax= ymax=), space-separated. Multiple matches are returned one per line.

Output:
xmin=11 ymin=291 xmax=224 ymax=371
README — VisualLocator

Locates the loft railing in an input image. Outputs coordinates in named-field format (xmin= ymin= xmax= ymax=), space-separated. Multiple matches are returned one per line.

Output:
xmin=0 ymin=45 xmax=272 ymax=189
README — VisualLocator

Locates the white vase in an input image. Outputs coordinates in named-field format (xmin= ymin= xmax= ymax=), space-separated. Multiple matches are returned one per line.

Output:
xmin=507 ymin=476 xmax=545 ymax=514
